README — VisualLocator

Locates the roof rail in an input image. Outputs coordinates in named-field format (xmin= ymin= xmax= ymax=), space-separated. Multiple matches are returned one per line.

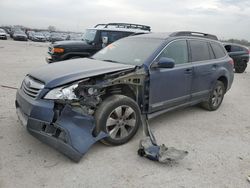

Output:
xmin=170 ymin=31 xmax=218 ymax=40
xmin=94 ymin=23 xmax=151 ymax=31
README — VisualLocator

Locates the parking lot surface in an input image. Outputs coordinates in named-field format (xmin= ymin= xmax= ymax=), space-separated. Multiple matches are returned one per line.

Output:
xmin=0 ymin=40 xmax=250 ymax=188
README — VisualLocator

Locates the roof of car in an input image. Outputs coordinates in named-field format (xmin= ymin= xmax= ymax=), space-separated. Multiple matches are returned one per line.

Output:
xmin=129 ymin=32 xmax=171 ymax=39
xmin=128 ymin=31 xmax=219 ymax=41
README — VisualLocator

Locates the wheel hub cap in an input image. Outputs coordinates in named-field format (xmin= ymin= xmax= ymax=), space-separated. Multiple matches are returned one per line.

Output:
xmin=106 ymin=105 xmax=136 ymax=140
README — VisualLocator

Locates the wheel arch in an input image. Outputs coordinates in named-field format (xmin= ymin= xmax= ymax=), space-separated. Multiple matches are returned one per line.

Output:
xmin=102 ymin=84 xmax=137 ymax=102
xmin=217 ymin=76 xmax=228 ymax=91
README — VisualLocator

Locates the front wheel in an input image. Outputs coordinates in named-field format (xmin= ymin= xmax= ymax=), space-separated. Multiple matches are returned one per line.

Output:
xmin=201 ymin=81 xmax=225 ymax=111
xmin=94 ymin=95 xmax=141 ymax=146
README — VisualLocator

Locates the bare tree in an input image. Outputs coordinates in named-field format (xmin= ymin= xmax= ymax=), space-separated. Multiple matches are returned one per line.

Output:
xmin=48 ymin=25 xmax=56 ymax=32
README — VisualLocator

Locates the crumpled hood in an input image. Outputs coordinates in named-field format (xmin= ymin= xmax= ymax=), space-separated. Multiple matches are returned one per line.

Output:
xmin=29 ymin=58 xmax=135 ymax=88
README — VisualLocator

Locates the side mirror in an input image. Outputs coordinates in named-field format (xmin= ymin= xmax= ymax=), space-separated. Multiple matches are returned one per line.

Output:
xmin=102 ymin=36 xmax=108 ymax=45
xmin=152 ymin=57 xmax=175 ymax=69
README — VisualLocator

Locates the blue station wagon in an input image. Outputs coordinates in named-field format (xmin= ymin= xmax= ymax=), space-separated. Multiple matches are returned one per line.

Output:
xmin=16 ymin=31 xmax=234 ymax=161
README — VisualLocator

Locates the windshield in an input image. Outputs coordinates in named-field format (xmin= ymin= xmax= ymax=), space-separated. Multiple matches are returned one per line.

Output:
xmin=83 ymin=29 xmax=97 ymax=43
xmin=15 ymin=31 xmax=24 ymax=34
xmin=92 ymin=38 xmax=163 ymax=65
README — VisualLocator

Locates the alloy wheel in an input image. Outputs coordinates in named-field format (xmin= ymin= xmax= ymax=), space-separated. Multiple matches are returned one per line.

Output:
xmin=106 ymin=105 xmax=136 ymax=140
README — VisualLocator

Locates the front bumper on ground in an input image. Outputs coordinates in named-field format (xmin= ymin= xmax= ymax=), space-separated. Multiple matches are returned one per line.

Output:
xmin=16 ymin=89 xmax=107 ymax=162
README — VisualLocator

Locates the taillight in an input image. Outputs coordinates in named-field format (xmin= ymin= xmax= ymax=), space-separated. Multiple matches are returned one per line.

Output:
xmin=229 ymin=59 xmax=234 ymax=66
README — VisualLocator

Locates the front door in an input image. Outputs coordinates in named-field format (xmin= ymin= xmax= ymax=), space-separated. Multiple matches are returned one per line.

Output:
xmin=148 ymin=39 xmax=192 ymax=112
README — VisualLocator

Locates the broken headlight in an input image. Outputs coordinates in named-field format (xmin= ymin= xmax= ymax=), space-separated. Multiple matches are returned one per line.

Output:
xmin=44 ymin=84 xmax=78 ymax=100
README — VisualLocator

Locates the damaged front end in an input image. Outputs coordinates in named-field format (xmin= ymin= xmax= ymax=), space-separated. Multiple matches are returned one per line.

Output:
xmin=27 ymin=105 xmax=107 ymax=162
xmin=17 ymin=65 xmax=188 ymax=163
xmin=16 ymin=66 xmax=148 ymax=162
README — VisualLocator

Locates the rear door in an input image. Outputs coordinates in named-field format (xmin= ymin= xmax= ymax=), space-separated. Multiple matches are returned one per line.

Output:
xmin=149 ymin=39 xmax=193 ymax=112
xmin=188 ymin=39 xmax=218 ymax=101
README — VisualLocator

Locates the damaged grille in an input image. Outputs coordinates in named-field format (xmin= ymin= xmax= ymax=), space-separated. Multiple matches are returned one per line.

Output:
xmin=21 ymin=76 xmax=44 ymax=98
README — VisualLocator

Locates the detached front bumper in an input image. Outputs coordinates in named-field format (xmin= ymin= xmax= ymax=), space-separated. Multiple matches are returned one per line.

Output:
xmin=16 ymin=89 xmax=107 ymax=162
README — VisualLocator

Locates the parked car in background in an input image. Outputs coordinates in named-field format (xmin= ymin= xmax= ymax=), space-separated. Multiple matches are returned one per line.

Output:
xmin=68 ymin=33 xmax=83 ymax=41
xmin=0 ymin=28 xmax=8 ymax=40
xmin=27 ymin=31 xmax=35 ymax=40
xmin=10 ymin=27 xmax=22 ymax=38
xmin=50 ymin=33 xmax=64 ymax=42
xmin=46 ymin=23 xmax=151 ymax=63
xmin=224 ymin=43 xmax=249 ymax=73
xmin=31 ymin=32 xmax=46 ymax=42
xmin=16 ymin=31 xmax=234 ymax=161
xmin=42 ymin=32 xmax=51 ymax=42
xmin=13 ymin=30 xmax=28 ymax=41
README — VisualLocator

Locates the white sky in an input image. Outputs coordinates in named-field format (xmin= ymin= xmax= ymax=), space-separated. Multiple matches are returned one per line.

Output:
xmin=0 ymin=0 xmax=250 ymax=40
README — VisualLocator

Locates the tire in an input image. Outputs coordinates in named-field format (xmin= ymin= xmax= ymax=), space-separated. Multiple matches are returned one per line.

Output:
xmin=94 ymin=95 xmax=141 ymax=146
xmin=201 ymin=81 xmax=225 ymax=111
xmin=235 ymin=61 xmax=247 ymax=73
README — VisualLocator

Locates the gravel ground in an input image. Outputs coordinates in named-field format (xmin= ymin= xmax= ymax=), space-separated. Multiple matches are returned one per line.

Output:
xmin=0 ymin=40 xmax=250 ymax=188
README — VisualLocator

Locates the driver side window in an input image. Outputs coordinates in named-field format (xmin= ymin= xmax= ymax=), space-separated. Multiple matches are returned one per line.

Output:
xmin=157 ymin=40 xmax=188 ymax=65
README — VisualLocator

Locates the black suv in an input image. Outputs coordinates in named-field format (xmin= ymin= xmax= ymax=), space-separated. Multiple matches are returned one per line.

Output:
xmin=16 ymin=31 xmax=234 ymax=161
xmin=46 ymin=23 xmax=151 ymax=63
xmin=224 ymin=43 xmax=249 ymax=73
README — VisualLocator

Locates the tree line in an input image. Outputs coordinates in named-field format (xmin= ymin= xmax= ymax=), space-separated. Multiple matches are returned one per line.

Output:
xmin=221 ymin=39 xmax=250 ymax=47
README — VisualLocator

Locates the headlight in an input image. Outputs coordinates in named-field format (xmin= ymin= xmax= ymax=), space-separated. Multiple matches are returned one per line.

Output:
xmin=44 ymin=84 xmax=78 ymax=100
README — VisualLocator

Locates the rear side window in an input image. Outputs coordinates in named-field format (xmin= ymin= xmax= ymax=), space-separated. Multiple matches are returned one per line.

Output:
xmin=189 ymin=40 xmax=210 ymax=62
xmin=157 ymin=40 xmax=188 ymax=65
xmin=211 ymin=42 xmax=226 ymax=59
xmin=122 ymin=32 xmax=133 ymax=38
xmin=108 ymin=31 xmax=124 ymax=43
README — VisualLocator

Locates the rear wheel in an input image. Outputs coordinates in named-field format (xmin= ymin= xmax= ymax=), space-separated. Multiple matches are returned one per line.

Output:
xmin=201 ymin=81 xmax=225 ymax=111
xmin=235 ymin=61 xmax=247 ymax=73
xmin=94 ymin=95 xmax=141 ymax=146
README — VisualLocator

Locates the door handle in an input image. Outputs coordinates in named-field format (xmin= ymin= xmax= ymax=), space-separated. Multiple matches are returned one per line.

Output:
xmin=212 ymin=64 xmax=217 ymax=70
xmin=185 ymin=68 xmax=192 ymax=74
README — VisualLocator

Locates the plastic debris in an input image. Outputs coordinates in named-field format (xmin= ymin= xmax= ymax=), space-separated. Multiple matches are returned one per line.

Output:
xmin=138 ymin=115 xmax=188 ymax=163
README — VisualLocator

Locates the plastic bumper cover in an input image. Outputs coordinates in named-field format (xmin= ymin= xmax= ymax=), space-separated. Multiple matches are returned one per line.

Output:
xmin=16 ymin=89 xmax=107 ymax=162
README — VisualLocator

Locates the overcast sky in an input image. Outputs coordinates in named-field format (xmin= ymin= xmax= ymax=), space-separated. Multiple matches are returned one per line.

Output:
xmin=0 ymin=0 xmax=250 ymax=40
